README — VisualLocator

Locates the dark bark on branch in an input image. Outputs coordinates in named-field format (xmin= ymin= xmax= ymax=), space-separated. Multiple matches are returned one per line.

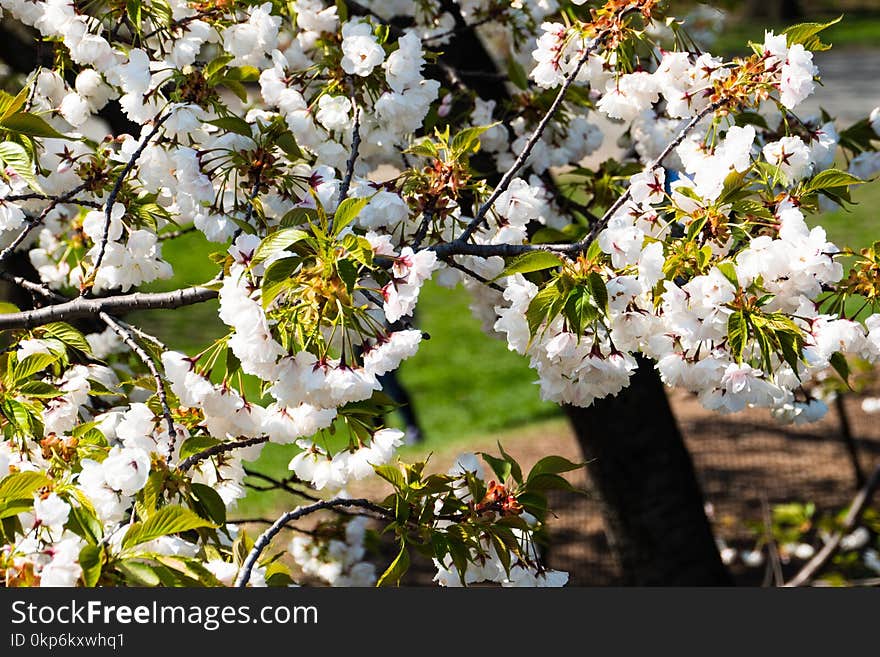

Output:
xmin=565 ymin=356 xmax=733 ymax=585
xmin=0 ymin=286 xmax=218 ymax=330
xmin=177 ymin=436 xmax=269 ymax=472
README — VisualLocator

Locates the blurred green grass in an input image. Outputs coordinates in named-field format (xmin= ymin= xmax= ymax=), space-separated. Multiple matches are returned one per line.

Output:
xmin=808 ymin=177 xmax=880 ymax=249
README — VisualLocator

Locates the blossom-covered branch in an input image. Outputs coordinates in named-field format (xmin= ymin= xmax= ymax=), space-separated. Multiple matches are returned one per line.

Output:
xmin=234 ymin=498 xmax=390 ymax=587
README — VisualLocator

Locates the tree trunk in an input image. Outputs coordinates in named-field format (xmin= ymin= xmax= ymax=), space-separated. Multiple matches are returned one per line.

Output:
xmin=565 ymin=356 xmax=733 ymax=585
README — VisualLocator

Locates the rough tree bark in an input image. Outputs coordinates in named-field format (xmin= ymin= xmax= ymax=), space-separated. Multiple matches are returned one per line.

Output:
xmin=565 ymin=357 xmax=733 ymax=585
xmin=427 ymin=10 xmax=732 ymax=585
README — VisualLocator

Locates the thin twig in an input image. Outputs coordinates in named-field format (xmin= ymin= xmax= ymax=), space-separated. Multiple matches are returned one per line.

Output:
xmin=99 ymin=312 xmax=178 ymax=459
xmin=6 ymin=192 xmax=102 ymax=208
xmin=235 ymin=498 xmax=391 ymax=587
xmin=761 ymin=496 xmax=784 ymax=587
xmin=410 ymin=201 xmax=436 ymax=250
xmin=422 ymin=15 xmax=495 ymax=43
xmin=581 ymin=101 xmax=722 ymax=246
xmin=158 ymin=224 xmax=198 ymax=241
xmin=0 ymin=182 xmax=91 ymax=263
xmin=0 ymin=271 xmax=65 ymax=302
xmin=785 ymin=462 xmax=880 ymax=587
xmin=442 ymin=257 xmax=504 ymax=292
xmin=458 ymin=34 xmax=605 ymax=243
xmin=338 ymin=105 xmax=361 ymax=203
xmin=87 ymin=113 xmax=169 ymax=281
xmin=242 ymin=468 xmax=322 ymax=502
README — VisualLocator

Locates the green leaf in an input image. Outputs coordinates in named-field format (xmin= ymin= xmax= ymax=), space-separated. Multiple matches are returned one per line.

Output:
xmin=137 ymin=471 xmax=164 ymax=520
xmin=527 ymin=456 xmax=584 ymax=482
xmin=40 ymin=322 xmax=91 ymax=354
xmin=506 ymin=57 xmax=529 ymax=90
xmin=479 ymin=452 xmax=511 ymax=483
xmin=252 ymin=228 xmax=309 ymax=265
xmin=178 ymin=436 xmax=221 ymax=462
xmin=14 ymin=352 xmax=59 ymax=382
xmin=79 ymin=545 xmax=103 ymax=587
xmin=0 ymin=141 xmax=40 ymax=192
xmin=336 ymin=258 xmax=359 ymax=293
xmin=17 ymin=381 xmax=61 ymax=398
xmin=587 ymin=272 xmax=608 ymax=313
xmin=204 ymin=54 xmax=235 ymax=82
xmin=0 ymin=498 xmax=35 ymax=520
xmin=225 ymin=66 xmax=260 ymax=82
xmin=1 ymin=112 xmax=67 ymax=139
xmin=0 ymin=85 xmax=28 ymax=123
xmin=219 ymin=78 xmax=249 ymax=102
xmin=495 ymin=251 xmax=562 ymax=280
xmin=0 ymin=471 xmax=49 ymax=501
xmin=376 ymin=542 xmax=409 ymax=587
xmin=783 ymin=15 xmax=842 ymax=51
xmin=374 ymin=464 xmax=406 ymax=490
xmin=121 ymin=504 xmax=215 ymax=551
xmin=280 ymin=206 xmax=318 ymax=228
xmin=331 ymin=197 xmax=369 ymax=237
xmin=261 ymin=256 xmax=300 ymax=287
xmin=116 ymin=559 xmax=161 ymax=587
xmin=563 ymin=285 xmax=596 ymax=336
xmin=526 ymin=283 xmax=565 ymax=337
xmin=449 ymin=125 xmax=490 ymax=158
xmin=734 ymin=111 xmax=769 ymax=130
xmin=406 ymin=138 xmax=439 ymax=159
xmin=335 ymin=0 xmax=348 ymax=22
xmin=206 ymin=116 xmax=253 ymax=138
xmin=838 ymin=118 xmax=878 ymax=155
xmin=517 ymin=491 xmax=548 ymax=521
xmin=276 ymin=131 xmax=303 ymax=161
xmin=126 ymin=0 xmax=142 ymax=28
xmin=190 ymin=483 xmax=227 ymax=526
xmin=777 ymin=330 xmax=803 ymax=379
xmin=525 ymin=473 xmax=581 ymax=494
xmin=496 ymin=442 xmax=523 ymax=485
xmin=829 ymin=351 xmax=850 ymax=386
xmin=67 ymin=504 xmax=103 ymax=545
xmin=715 ymin=262 xmax=739 ymax=288
xmin=727 ymin=310 xmax=748 ymax=363
xmin=806 ymin=168 xmax=864 ymax=191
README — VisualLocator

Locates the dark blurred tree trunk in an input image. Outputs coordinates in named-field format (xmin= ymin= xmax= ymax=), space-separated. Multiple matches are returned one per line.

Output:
xmin=565 ymin=357 xmax=733 ymax=585
xmin=745 ymin=0 xmax=804 ymax=21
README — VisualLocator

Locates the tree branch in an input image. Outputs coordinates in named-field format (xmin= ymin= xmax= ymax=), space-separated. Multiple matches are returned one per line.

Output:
xmin=0 ymin=182 xmax=91 ymax=264
xmin=176 ymin=436 xmax=269 ymax=472
xmin=86 ymin=113 xmax=169 ymax=282
xmin=234 ymin=497 xmax=391 ymax=587
xmin=0 ymin=285 xmax=218 ymax=330
xmin=442 ymin=257 xmax=504 ymax=291
xmin=338 ymin=104 xmax=361 ymax=203
xmin=99 ymin=311 xmax=178 ymax=459
xmin=581 ymin=100 xmax=723 ymax=247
